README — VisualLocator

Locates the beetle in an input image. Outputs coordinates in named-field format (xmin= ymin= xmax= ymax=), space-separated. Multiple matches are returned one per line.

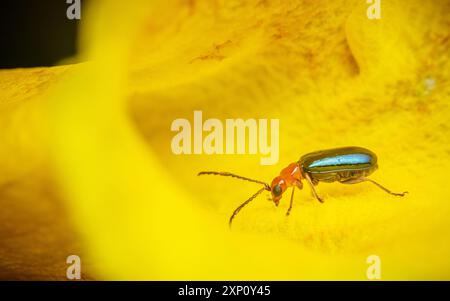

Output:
xmin=198 ymin=146 xmax=408 ymax=227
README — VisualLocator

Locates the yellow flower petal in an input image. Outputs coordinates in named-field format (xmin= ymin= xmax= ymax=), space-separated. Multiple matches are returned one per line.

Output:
xmin=1 ymin=0 xmax=450 ymax=279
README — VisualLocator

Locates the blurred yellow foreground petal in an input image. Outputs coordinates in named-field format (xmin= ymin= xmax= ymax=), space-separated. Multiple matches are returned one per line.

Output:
xmin=1 ymin=0 xmax=450 ymax=279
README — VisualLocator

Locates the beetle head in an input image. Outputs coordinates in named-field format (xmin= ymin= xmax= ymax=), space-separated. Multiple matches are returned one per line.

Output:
xmin=270 ymin=176 xmax=287 ymax=206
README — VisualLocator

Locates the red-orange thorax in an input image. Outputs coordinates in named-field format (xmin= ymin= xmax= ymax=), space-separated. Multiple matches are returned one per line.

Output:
xmin=270 ymin=163 xmax=303 ymax=204
xmin=279 ymin=162 xmax=302 ymax=186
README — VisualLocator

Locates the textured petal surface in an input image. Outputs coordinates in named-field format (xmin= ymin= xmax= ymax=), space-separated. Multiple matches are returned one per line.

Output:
xmin=0 ymin=0 xmax=450 ymax=279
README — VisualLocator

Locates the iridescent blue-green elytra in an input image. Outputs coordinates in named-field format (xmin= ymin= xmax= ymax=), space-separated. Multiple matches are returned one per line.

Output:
xmin=299 ymin=146 xmax=378 ymax=183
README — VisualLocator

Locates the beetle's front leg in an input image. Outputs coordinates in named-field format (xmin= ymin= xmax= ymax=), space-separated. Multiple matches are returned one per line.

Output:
xmin=286 ymin=187 xmax=295 ymax=216
xmin=304 ymin=173 xmax=324 ymax=203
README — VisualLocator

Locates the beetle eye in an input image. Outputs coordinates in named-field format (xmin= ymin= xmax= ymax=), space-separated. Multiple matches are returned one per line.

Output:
xmin=272 ymin=185 xmax=282 ymax=197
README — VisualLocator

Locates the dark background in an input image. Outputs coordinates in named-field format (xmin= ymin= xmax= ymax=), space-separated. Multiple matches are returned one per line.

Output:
xmin=0 ymin=0 xmax=82 ymax=68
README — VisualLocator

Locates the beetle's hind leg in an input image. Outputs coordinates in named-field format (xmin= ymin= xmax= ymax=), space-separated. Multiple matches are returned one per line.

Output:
xmin=341 ymin=177 xmax=408 ymax=197
xmin=304 ymin=173 xmax=324 ymax=203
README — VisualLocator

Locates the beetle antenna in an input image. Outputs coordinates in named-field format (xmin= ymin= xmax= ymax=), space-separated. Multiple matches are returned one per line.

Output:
xmin=198 ymin=171 xmax=270 ymax=190
xmin=229 ymin=187 xmax=266 ymax=228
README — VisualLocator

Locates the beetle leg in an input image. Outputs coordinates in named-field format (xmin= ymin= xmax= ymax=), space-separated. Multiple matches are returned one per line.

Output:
xmin=286 ymin=187 xmax=295 ymax=216
xmin=339 ymin=177 xmax=364 ymax=184
xmin=341 ymin=177 xmax=408 ymax=197
xmin=304 ymin=173 xmax=324 ymax=203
